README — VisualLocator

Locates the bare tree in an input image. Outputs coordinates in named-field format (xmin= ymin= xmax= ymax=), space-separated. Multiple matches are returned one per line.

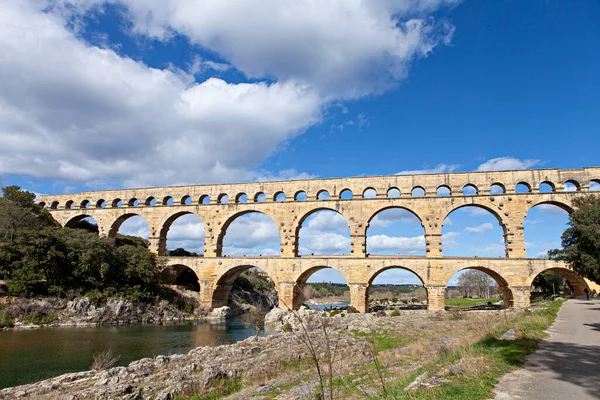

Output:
xmin=457 ymin=270 xmax=496 ymax=298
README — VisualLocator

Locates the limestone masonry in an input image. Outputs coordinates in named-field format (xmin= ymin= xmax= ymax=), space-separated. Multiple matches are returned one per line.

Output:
xmin=38 ymin=167 xmax=600 ymax=312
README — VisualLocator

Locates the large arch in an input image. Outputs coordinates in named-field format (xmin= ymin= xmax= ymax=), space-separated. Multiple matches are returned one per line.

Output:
xmin=446 ymin=266 xmax=513 ymax=309
xmin=524 ymin=203 xmax=570 ymax=258
xmin=159 ymin=212 xmax=205 ymax=257
xmin=527 ymin=267 xmax=590 ymax=298
xmin=288 ymin=266 xmax=350 ymax=310
xmin=295 ymin=208 xmax=351 ymax=256
xmin=366 ymin=207 xmax=425 ymax=256
xmin=366 ymin=266 xmax=426 ymax=311
xmin=159 ymin=264 xmax=200 ymax=292
xmin=210 ymin=265 xmax=277 ymax=309
xmin=218 ymin=211 xmax=281 ymax=257
xmin=108 ymin=214 xmax=150 ymax=239
xmin=442 ymin=205 xmax=507 ymax=257
xmin=64 ymin=215 xmax=99 ymax=234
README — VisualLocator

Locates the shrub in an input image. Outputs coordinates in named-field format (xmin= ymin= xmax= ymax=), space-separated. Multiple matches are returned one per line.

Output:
xmin=0 ymin=311 xmax=14 ymax=328
xmin=282 ymin=322 xmax=293 ymax=332
xmin=390 ymin=311 xmax=401 ymax=317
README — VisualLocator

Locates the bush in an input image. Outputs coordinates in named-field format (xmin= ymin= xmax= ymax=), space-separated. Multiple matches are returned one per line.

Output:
xmin=282 ymin=322 xmax=293 ymax=332
xmin=91 ymin=349 xmax=120 ymax=371
xmin=0 ymin=311 xmax=13 ymax=328
xmin=346 ymin=306 xmax=359 ymax=313
xmin=390 ymin=311 xmax=401 ymax=317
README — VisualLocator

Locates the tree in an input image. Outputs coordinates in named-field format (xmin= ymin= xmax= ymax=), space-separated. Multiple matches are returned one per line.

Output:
xmin=456 ymin=270 xmax=496 ymax=298
xmin=549 ymin=196 xmax=600 ymax=283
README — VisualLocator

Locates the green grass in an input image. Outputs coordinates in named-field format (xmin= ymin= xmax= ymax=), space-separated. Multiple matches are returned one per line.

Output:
xmin=351 ymin=330 xmax=408 ymax=351
xmin=444 ymin=298 xmax=500 ymax=307
xmin=173 ymin=378 xmax=242 ymax=400
xmin=378 ymin=300 xmax=565 ymax=399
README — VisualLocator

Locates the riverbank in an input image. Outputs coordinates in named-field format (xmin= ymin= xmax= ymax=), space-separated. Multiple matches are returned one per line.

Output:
xmin=0 ymin=301 xmax=563 ymax=399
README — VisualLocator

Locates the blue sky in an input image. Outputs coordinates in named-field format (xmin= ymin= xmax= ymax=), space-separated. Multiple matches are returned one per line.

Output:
xmin=1 ymin=0 xmax=598 ymax=286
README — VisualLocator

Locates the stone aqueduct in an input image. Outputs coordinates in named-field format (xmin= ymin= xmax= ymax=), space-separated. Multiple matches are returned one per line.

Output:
xmin=38 ymin=167 xmax=600 ymax=313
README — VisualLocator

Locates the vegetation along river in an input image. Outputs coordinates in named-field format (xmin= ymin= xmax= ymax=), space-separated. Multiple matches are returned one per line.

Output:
xmin=0 ymin=320 xmax=262 ymax=389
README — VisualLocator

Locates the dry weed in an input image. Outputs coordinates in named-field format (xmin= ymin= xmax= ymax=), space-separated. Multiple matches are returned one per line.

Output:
xmin=91 ymin=349 xmax=120 ymax=371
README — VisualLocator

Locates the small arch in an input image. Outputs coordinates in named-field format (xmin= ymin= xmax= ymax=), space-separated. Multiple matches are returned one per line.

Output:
xmin=65 ymin=200 xmax=74 ymax=209
xmin=145 ymin=197 xmax=156 ymax=206
xmin=411 ymin=186 xmax=425 ymax=197
xmin=539 ymin=181 xmax=555 ymax=193
xmin=38 ymin=202 xmax=46 ymax=209
xmin=254 ymin=192 xmax=267 ymax=202
xmin=363 ymin=188 xmax=377 ymax=199
xmin=128 ymin=198 xmax=139 ymax=207
xmin=446 ymin=267 xmax=512 ymax=309
xmin=436 ymin=185 xmax=451 ymax=197
xmin=490 ymin=183 xmax=506 ymax=195
xmin=563 ymin=180 xmax=580 ymax=192
xmin=112 ymin=198 xmax=123 ymax=208
xmin=317 ymin=190 xmax=330 ymax=200
xmin=80 ymin=200 xmax=91 ymax=209
xmin=50 ymin=201 xmax=60 ymax=210
xmin=462 ymin=184 xmax=478 ymax=196
xmin=274 ymin=191 xmax=286 ymax=202
xmin=96 ymin=199 xmax=106 ymax=209
xmin=199 ymin=195 xmax=210 ymax=205
xmin=589 ymin=180 xmax=600 ymax=191
xmin=159 ymin=265 xmax=200 ymax=292
xmin=387 ymin=188 xmax=400 ymax=198
xmin=515 ymin=182 xmax=531 ymax=193
xmin=181 ymin=195 xmax=192 ymax=205
xmin=235 ymin=193 xmax=248 ymax=203
xmin=339 ymin=189 xmax=353 ymax=200
xmin=163 ymin=196 xmax=174 ymax=206
xmin=218 ymin=194 xmax=229 ymax=204
xmin=294 ymin=190 xmax=308 ymax=201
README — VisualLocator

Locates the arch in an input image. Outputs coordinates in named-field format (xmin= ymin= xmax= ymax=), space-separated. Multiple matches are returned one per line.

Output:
xmin=38 ymin=202 xmax=46 ymax=209
xmin=235 ymin=193 xmax=248 ymax=203
xmin=159 ymin=264 xmax=200 ymax=292
xmin=160 ymin=212 xmax=205 ymax=257
xmin=181 ymin=195 xmax=192 ymax=205
xmin=589 ymin=179 xmax=600 ymax=191
xmin=128 ymin=198 xmax=139 ymax=207
xmin=368 ymin=266 xmax=425 ymax=286
xmin=563 ymin=180 xmax=580 ymax=192
xmin=442 ymin=205 xmax=506 ymax=257
xmin=539 ymin=181 xmax=555 ymax=193
xmin=65 ymin=200 xmax=74 ymax=209
xmin=211 ymin=265 xmax=277 ymax=308
xmin=96 ymin=199 xmax=106 ymax=208
xmin=80 ymin=200 xmax=91 ymax=209
xmin=462 ymin=184 xmax=478 ymax=196
xmin=367 ymin=266 xmax=426 ymax=311
xmin=436 ymin=185 xmax=451 ymax=197
xmin=199 ymin=195 xmax=210 ymax=205
xmin=162 ymin=196 xmax=173 ymax=206
xmin=294 ymin=190 xmax=308 ymax=201
xmin=50 ymin=201 xmax=60 ymax=210
xmin=65 ymin=214 xmax=96 ymax=229
xmin=524 ymin=203 xmax=570 ymax=258
xmin=218 ymin=193 xmax=229 ymax=204
xmin=295 ymin=208 xmax=350 ymax=256
xmin=527 ymin=267 xmax=590 ymax=298
xmin=515 ymin=182 xmax=531 ymax=193
xmin=366 ymin=206 xmax=425 ymax=256
xmin=411 ymin=186 xmax=425 ymax=197
xmin=446 ymin=267 xmax=512 ymax=309
xmin=290 ymin=266 xmax=349 ymax=310
xmin=387 ymin=187 xmax=400 ymax=198
xmin=254 ymin=192 xmax=267 ymax=202
xmin=218 ymin=211 xmax=280 ymax=257
xmin=339 ymin=189 xmax=353 ymax=200
xmin=490 ymin=183 xmax=506 ymax=195
xmin=111 ymin=198 xmax=122 ymax=208
xmin=316 ymin=190 xmax=330 ymax=200
xmin=108 ymin=213 xmax=149 ymax=239
xmin=274 ymin=191 xmax=286 ymax=202
xmin=363 ymin=188 xmax=377 ymax=199
xmin=145 ymin=197 xmax=156 ymax=206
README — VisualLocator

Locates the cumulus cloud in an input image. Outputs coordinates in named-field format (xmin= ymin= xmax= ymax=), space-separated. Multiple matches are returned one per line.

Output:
xmin=222 ymin=213 xmax=281 ymax=252
xmin=369 ymin=208 xmax=422 ymax=229
xmin=367 ymin=234 xmax=425 ymax=255
xmin=396 ymin=163 xmax=459 ymax=175
xmin=299 ymin=211 xmax=351 ymax=255
xmin=534 ymin=204 xmax=569 ymax=215
xmin=464 ymin=222 xmax=494 ymax=234
xmin=476 ymin=157 xmax=541 ymax=172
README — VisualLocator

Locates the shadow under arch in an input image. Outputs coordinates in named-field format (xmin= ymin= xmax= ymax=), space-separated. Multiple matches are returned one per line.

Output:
xmin=64 ymin=215 xmax=99 ymax=234
xmin=108 ymin=213 xmax=149 ymax=239
xmin=366 ymin=266 xmax=426 ymax=311
xmin=159 ymin=211 xmax=205 ymax=256
xmin=294 ymin=207 xmax=350 ymax=256
xmin=446 ymin=266 xmax=513 ymax=309
xmin=210 ymin=265 xmax=277 ymax=309
xmin=217 ymin=210 xmax=281 ymax=257
xmin=283 ymin=266 xmax=350 ymax=310
xmin=159 ymin=264 xmax=200 ymax=292
xmin=527 ymin=267 xmax=590 ymax=298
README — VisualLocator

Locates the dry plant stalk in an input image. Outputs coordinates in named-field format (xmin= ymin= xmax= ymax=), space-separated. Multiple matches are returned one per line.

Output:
xmin=91 ymin=349 xmax=120 ymax=371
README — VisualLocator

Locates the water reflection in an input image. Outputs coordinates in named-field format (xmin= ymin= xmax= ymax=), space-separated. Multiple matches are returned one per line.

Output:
xmin=0 ymin=319 xmax=262 ymax=389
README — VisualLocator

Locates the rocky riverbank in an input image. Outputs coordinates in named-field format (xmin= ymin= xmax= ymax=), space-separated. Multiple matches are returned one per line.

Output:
xmin=0 ymin=306 xmax=521 ymax=399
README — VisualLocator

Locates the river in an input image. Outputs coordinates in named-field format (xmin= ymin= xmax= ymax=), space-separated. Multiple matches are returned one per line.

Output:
xmin=0 ymin=320 xmax=261 ymax=389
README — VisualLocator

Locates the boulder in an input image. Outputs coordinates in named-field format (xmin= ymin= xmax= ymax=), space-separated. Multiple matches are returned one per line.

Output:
xmin=208 ymin=306 xmax=231 ymax=319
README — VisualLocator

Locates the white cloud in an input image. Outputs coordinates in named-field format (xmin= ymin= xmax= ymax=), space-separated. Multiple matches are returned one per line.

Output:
xmin=476 ymin=157 xmax=541 ymax=172
xmin=118 ymin=215 xmax=149 ymax=239
xmin=468 ymin=207 xmax=490 ymax=217
xmin=464 ymin=222 xmax=494 ymax=234
xmin=534 ymin=204 xmax=568 ymax=215
xmin=305 ymin=211 xmax=349 ymax=234
xmin=369 ymin=208 xmax=422 ymax=229
xmin=367 ymin=234 xmax=425 ymax=255
xmin=397 ymin=163 xmax=459 ymax=175
xmin=222 ymin=213 xmax=281 ymax=251
xmin=442 ymin=231 xmax=460 ymax=249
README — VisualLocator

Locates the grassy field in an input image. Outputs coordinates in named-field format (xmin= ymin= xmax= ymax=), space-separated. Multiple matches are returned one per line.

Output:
xmin=445 ymin=298 xmax=500 ymax=307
